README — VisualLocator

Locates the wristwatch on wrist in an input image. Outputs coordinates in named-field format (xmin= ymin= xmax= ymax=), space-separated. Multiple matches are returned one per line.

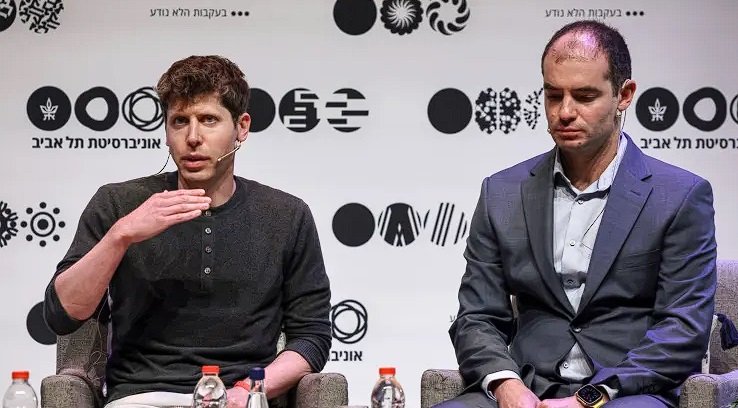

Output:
xmin=575 ymin=384 xmax=606 ymax=407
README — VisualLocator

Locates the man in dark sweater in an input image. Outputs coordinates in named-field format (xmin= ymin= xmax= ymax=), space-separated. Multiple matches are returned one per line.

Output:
xmin=43 ymin=56 xmax=332 ymax=407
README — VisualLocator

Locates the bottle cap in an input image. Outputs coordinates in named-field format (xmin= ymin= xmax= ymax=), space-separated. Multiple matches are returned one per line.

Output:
xmin=202 ymin=365 xmax=220 ymax=375
xmin=379 ymin=367 xmax=396 ymax=376
xmin=248 ymin=367 xmax=265 ymax=381
xmin=11 ymin=371 xmax=29 ymax=380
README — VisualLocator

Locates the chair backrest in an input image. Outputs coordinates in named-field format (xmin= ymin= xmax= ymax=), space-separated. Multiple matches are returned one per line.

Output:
xmin=709 ymin=259 xmax=738 ymax=374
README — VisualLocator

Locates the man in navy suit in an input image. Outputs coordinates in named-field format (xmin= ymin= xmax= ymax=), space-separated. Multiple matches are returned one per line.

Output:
xmin=439 ymin=20 xmax=717 ymax=408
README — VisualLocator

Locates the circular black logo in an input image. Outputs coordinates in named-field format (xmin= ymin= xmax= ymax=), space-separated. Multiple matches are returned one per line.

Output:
xmin=427 ymin=0 xmax=470 ymax=35
xmin=326 ymin=88 xmax=369 ymax=132
xmin=21 ymin=202 xmax=65 ymax=247
xmin=75 ymin=86 xmax=119 ymax=131
xmin=248 ymin=88 xmax=276 ymax=132
xmin=377 ymin=203 xmax=424 ymax=246
xmin=122 ymin=87 xmax=164 ymax=132
xmin=731 ymin=94 xmax=738 ymax=126
xmin=0 ymin=0 xmax=17 ymax=32
xmin=428 ymin=88 xmax=472 ymax=134
xmin=27 ymin=86 xmax=72 ymax=131
xmin=333 ymin=203 xmax=375 ymax=247
xmin=27 ymin=301 xmax=56 ymax=345
xmin=333 ymin=0 xmax=376 ymax=35
xmin=19 ymin=0 xmax=63 ymax=34
xmin=0 ymin=201 xmax=19 ymax=248
xmin=279 ymin=88 xmax=320 ymax=132
xmin=475 ymin=88 xmax=522 ymax=134
xmin=331 ymin=299 xmax=368 ymax=344
xmin=380 ymin=0 xmax=422 ymax=35
xmin=682 ymin=87 xmax=726 ymax=132
xmin=425 ymin=202 xmax=468 ymax=246
xmin=636 ymin=87 xmax=679 ymax=131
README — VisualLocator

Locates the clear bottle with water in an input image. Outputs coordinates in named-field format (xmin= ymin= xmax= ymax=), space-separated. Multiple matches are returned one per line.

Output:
xmin=370 ymin=367 xmax=405 ymax=408
xmin=193 ymin=365 xmax=227 ymax=408
xmin=246 ymin=367 xmax=268 ymax=408
xmin=3 ymin=371 xmax=38 ymax=408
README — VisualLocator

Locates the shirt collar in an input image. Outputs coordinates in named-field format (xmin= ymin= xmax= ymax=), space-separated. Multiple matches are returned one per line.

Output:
xmin=553 ymin=133 xmax=628 ymax=195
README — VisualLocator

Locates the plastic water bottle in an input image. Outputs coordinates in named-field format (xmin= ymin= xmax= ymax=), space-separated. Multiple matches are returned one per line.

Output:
xmin=246 ymin=367 xmax=268 ymax=408
xmin=193 ymin=365 xmax=227 ymax=408
xmin=3 ymin=371 xmax=38 ymax=408
xmin=370 ymin=367 xmax=405 ymax=408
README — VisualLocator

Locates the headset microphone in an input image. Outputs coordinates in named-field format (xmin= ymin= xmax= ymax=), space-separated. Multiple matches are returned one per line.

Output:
xmin=216 ymin=140 xmax=241 ymax=162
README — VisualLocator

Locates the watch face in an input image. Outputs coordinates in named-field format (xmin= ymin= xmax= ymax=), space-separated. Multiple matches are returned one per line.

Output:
xmin=577 ymin=384 xmax=603 ymax=404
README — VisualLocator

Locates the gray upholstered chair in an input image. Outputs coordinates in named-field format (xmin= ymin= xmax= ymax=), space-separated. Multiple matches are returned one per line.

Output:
xmin=421 ymin=259 xmax=738 ymax=408
xmin=40 ymin=320 xmax=349 ymax=408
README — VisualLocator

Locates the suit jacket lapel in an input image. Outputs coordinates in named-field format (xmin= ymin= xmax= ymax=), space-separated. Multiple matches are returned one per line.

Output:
xmin=577 ymin=137 xmax=653 ymax=312
xmin=522 ymin=150 xmax=575 ymax=316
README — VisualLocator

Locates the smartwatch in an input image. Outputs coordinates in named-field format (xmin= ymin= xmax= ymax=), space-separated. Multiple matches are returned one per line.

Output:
xmin=575 ymin=384 xmax=606 ymax=407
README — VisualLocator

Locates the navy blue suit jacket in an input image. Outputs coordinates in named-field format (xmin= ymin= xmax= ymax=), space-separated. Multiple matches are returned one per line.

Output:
xmin=450 ymin=135 xmax=717 ymax=403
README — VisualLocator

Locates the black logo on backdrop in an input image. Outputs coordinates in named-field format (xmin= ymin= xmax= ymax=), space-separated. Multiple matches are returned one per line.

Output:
xmin=325 ymin=89 xmax=369 ymax=132
xmin=21 ymin=202 xmax=65 ymax=247
xmin=27 ymin=301 xmax=56 ymax=345
xmin=380 ymin=0 xmax=422 ymax=35
xmin=27 ymin=86 xmax=164 ymax=132
xmin=279 ymin=88 xmax=320 ymax=132
xmin=378 ymin=203 xmax=424 ymax=246
xmin=4 ymin=0 xmax=64 ymax=33
xmin=333 ymin=0 xmax=469 ymax=36
xmin=0 ymin=0 xmax=17 ymax=32
xmin=0 ymin=201 xmax=19 ymax=247
xmin=427 ymin=0 xmax=470 ymax=35
xmin=332 ymin=203 xmax=376 ymax=247
xmin=122 ymin=87 xmax=164 ymax=132
xmin=427 ymin=202 xmax=468 ymax=246
xmin=27 ymin=86 xmax=72 ymax=131
xmin=429 ymin=87 xmax=543 ymax=134
xmin=636 ymin=87 xmax=738 ymax=132
xmin=20 ymin=0 xmax=63 ymax=33
xmin=332 ymin=0 xmax=376 ymax=35
xmin=252 ymin=88 xmax=368 ymax=133
xmin=249 ymin=88 xmax=277 ymax=133
xmin=333 ymin=202 xmax=469 ymax=247
xmin=0 ymin=201 xmax=65 ymax=248
xmin=331 ymin=299 xmax=368 ymax=344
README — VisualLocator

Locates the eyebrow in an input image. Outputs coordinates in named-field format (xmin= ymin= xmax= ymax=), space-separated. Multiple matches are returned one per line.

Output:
xmin=543 ymin=83 xmax=601 ymax=93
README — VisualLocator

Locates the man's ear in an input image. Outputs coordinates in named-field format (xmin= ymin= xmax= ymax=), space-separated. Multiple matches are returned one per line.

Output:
xmin=617 ymin=79 xmax=637 ymax=112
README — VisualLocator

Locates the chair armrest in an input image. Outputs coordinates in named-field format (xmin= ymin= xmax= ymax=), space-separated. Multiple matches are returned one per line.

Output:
xmin=293 ymin=372 xmax=349 ymax=408
xmin=679 ymin=370 xmax=738 ymax=408
xmin=41 ymin=374 xmax=98 ymax=408
xmin=421 ymin=369 xmax=465 ymax=408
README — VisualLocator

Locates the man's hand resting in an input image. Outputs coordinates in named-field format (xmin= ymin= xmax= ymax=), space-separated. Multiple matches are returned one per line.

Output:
xmin=491 ymin=378 xmax=541 ymax=408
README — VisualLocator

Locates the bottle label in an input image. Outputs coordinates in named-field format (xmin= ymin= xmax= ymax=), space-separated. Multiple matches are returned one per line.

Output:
xmin=381 ymin=385 xmax=393 ymax=408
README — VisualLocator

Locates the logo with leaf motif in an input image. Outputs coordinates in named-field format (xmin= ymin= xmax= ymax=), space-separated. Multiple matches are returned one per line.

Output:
xmin=648 ymin=98 xmax=667 ymax=122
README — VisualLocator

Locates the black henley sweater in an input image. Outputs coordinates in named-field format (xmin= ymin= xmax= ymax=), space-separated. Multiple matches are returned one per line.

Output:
xmin=43 ymin=172 xmax=332 ymax=403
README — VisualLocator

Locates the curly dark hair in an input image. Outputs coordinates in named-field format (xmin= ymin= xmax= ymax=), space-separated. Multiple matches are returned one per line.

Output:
xmin=156 ymin=55 xmax=250 ymax=123
xmin=541 ymin=20 xmax=631 ymax=94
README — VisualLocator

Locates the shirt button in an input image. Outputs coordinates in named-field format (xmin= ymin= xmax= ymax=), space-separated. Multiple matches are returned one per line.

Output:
xmin=562 ymin=362 xmax=570 ymax=369
xmin=577 ymin=199 xmax=584 ymax=204
xmin=204 ymin=210 xmax=212 ymax=217
xmin=205 ymin=246 xmax=212 ymax=253
xmin=204 ymin=267 xmax=211 ymax=274
xmin=569 ymin=240 xmax=576 ymax=246
xmin=205 ymin=227 xmax=212 ymax=234
xmin=572 ymin=326 xmax=582 ymax=333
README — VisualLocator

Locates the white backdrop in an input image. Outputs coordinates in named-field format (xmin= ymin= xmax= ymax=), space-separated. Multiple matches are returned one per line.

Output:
xmin=2 ymin=1 xmax=737 ymax=406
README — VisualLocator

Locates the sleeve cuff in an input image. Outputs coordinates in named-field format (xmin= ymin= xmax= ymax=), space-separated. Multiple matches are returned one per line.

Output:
xmin=283 ymin=337 xmax=330 ymax=372
xmin=481 ymin=370 xmax=521 ymax=400
xmin=596 ymin=384 xmax=618 ymax=400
